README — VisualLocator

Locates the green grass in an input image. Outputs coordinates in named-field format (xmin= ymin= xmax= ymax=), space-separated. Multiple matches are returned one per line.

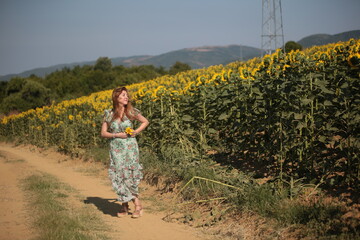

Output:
xmin=22 ymin=173 xmax=109 ymax=240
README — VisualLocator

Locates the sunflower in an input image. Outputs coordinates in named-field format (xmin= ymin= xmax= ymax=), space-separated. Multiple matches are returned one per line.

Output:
xmin=125 ymin=127 xmax=134 ymax=137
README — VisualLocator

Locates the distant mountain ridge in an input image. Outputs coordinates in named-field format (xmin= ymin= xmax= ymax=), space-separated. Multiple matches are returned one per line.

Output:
xmin=0 ymin=45 xmax=262 ymax=81
xmin=1 ymin=30 xmax=359 ymax=81
xmin=122 ymin=45 xmax=263 ymax=69
xmin=298 ymin=30 xmax=360 ymax=48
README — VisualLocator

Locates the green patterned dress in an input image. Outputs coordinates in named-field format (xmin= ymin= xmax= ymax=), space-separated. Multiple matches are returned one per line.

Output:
xmin=103 ymin=109 xmax=143 ymax=203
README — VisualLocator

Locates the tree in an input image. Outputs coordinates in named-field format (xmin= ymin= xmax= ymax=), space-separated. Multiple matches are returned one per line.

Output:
xmin=0 ymin=60 xmax=171 ymax=114
xmin=0 ymin=81 xmax=8 ymax=103
xmin=5 ymin=77 xmax=26 ymax=95
xmin=94 ymin=57 xmax=112 ymax=72
xmin=0 ymin=93 xmax=25 ymax=113
xmin=21 ymin=80 xmax=50 ymax=109
xmin=0 ymin=80 xmax=50 ymax=113
xmin=285 ymin=41 xmax=303 ymax=53
xmin=169 ymin=61 xmax=191 ymax=75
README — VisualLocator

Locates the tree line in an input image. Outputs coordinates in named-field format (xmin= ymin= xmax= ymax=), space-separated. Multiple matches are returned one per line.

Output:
xmin=0 ymin=57 xmax=191 ymax=115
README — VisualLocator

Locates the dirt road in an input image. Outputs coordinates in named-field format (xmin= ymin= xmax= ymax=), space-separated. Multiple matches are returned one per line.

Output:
xmin=0 ymin=143 xmax=210 ymax=240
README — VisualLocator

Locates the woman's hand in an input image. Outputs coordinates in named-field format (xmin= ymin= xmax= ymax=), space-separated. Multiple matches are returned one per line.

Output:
xmin=130 ymin=130 xmax=138 ymax=137
xmin=117 ymin=132 xmax=128 ymax=139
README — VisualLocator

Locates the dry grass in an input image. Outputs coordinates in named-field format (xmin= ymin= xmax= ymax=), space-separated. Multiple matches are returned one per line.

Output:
xmin=21 ymin=172 xmax=109 ymax=240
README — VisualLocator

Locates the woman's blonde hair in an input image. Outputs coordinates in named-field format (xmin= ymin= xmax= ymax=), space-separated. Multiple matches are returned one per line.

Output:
xmin=111 ymin=87 xmax=136 ymax=121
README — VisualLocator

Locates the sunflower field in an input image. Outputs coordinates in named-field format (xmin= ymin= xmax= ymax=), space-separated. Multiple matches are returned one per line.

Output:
xmin=1 ymin=38 xmax=359 ymax=189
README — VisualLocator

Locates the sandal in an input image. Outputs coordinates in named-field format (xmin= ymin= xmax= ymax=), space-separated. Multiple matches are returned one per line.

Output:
xmin=131 ymin=205 xmax=143 ymax=218
xmin=117 ymin=203 xmax=129 ymax=217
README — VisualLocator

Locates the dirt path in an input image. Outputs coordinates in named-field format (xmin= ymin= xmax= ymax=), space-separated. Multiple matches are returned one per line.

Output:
xmin=0 ymin=143 xmax=210 ymax=240
xmin=0 ymin=147 xmax=36 ymax=240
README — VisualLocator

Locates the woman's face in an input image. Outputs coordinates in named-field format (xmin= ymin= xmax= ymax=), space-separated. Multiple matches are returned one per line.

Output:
xmin=117 ymin=90 xmax=128 ymax=106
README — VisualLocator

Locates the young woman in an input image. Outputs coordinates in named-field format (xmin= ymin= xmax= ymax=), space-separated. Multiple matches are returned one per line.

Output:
xmin=101 ymin=87 xmax=149 ymax=218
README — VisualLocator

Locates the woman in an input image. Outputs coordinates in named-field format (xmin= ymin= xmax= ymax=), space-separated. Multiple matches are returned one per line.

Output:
xmin=101 ymin=87 xmax=149 ymax=218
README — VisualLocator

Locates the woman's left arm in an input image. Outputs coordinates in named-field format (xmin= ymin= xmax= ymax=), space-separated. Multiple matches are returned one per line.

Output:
xmin=133 ymin=114 xmax=149 ymax=135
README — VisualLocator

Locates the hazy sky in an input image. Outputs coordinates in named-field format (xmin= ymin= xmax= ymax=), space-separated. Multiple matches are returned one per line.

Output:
xmin=0 ymin=0 xmax=359 ymax=76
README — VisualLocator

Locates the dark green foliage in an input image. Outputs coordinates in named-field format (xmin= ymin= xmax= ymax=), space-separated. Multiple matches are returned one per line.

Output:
xmin=1 ymin=93 xmax=26 ymax=113
xmin=21 ymin=80 xmax=51 ymax=107
xmin=1 ymin=79 xmax=50 ymax=113
xmin=5 ymin=77 xmax=26 ymax=95
xmin=0 ymin=58 xmax=188 ymax=114
xmin=169 ymin=61 xmax=192 ymax=75
xmin=94 ymin=57 xmax=112 ymax=72
xmin=285 ymin=41 xmax=303 ymax=52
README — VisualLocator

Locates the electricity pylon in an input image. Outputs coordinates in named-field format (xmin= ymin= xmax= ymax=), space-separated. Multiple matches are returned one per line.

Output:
xmin=261 ymin=0 xmax=285 ymax=56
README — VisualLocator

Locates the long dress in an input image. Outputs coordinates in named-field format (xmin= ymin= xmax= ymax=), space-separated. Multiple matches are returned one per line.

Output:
xmin=103 ymin=109 xmax=143 ymax=203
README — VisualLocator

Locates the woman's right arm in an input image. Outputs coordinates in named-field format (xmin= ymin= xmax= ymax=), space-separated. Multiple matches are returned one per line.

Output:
xmin=100 ymin=122 xmax=127 ymax=139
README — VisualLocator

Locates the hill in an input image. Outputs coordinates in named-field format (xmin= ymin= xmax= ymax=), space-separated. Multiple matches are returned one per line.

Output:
xmin=0 ymin=56 xmax=149 ymax=82
xmin=0 ymin=45 xmax=261 ymax=81
xmin=117 ymin=45 xmax=263 ymax=69
xmin=1 ymin=30 xmax=359 ymax=82
xmin=298 ymin=30 xmax=360 ymax=48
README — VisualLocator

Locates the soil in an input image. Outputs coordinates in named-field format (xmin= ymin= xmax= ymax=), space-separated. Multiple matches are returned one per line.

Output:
xmin=0 ymin=142 xmax=213 ymax=240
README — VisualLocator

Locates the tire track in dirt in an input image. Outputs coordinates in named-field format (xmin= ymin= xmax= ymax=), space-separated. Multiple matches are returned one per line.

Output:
xmin=0 ymin=143 xmax=210 ymax=240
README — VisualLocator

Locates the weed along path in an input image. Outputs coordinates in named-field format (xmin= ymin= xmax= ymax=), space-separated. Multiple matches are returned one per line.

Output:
xmin=0 ymin=143 xmax=210 ymax=240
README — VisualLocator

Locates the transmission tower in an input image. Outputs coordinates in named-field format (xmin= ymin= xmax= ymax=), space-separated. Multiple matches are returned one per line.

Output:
xmin=261 ymin=0 xmax=285 ymax=56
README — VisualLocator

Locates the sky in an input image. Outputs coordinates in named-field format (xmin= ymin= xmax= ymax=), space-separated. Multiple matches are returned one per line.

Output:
xmin=0 ymin=0 xmax=359 ymax=76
